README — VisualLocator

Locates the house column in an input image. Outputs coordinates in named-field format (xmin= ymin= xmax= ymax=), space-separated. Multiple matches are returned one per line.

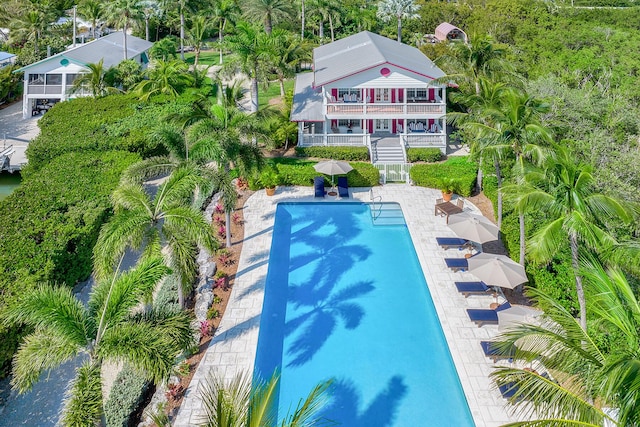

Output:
xmin=22 ymin=77 xmax=29 ymax=119
xmin=323 ymin=118 xmax=328 ymax=146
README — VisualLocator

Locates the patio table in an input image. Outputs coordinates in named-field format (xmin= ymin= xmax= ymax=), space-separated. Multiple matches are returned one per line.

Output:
xmin=435 ymin=201 xmax=463 ymax=223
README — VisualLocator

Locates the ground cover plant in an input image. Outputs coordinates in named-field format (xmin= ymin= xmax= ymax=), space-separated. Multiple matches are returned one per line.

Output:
xmin=409 ymin=156 xmax=477 ymax=197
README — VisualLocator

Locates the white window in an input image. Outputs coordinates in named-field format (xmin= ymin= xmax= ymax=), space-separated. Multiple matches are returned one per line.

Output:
xmin=375 ymin=119 xmax=390 ymax=131
xmin=375 ymin=88 xmax=390 ymax=102
xmin=29 ymin=74 xmax=45 ymax=85
xmin=407 ymin=88 xmax=427 ymax=100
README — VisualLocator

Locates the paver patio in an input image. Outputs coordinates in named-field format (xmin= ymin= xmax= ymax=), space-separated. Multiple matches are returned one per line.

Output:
xmin=174 ymin=185 xmax=529 ymax=427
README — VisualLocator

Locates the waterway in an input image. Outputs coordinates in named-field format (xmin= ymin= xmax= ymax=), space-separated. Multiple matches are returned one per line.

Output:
xmin=0 ymin=172 xmax=21 ymax=201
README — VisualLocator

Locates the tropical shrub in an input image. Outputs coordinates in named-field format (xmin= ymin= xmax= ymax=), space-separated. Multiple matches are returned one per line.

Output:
xmin=254 ymin=158 xmax=379 ymax=188
xmin=295 ymin=146 xmax=370 ymax=161
xmin=409 ymin=156 xmax=477 ymax=196
xmin=0 ymin=150 xmax=140 ymax=377
xmin=104 ymin=364 xmax=149 ymax=427
xmin=406 ymin=148 xmax=443 ymax=163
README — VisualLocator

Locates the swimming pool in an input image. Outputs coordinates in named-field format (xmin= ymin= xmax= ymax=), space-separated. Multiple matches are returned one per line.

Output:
xmin=254 ymin=202 xmax=475 ymax=426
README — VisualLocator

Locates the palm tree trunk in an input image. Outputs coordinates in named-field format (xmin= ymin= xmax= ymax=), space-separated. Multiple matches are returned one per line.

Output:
xmin=301 ymin=0 xmax=305 ymax=39
xmin=123 ymin=20 xmax=128 ymax=60
xmin=251 ymin=70 xmax=259 ymax=113
xmin=225 ymin=211 xmax=232 ymax=247
xmin=476 ymin=156 xmax=483 ymax=193
xmin=519 ymin=212 xmax=525 ymax=265
xmin=145 ymin=17 xmax=149 ymax=41
xmin=397 ymin=16 xmax=402 ymax=42
xmin=495 ymin=159 xmax=503 ymax=229
xmin=180 ymin=9 xmax=185 ymax=60
xmin=319 ymin=21 xmax=324 ymax=43
xmin=195 ymin=48 xmax=200 ymax=67
xmin=570 ymin=233 xmax=587 ymax=331
xmin=219 ymin=25 xmax=224 ymax=64
xmin=279 ymin=76 xmax=285 ymax=97
xmin=265 ymin=13 xmax=272 ymax=35
xmin=93 ymin=19 xmax=97 ymax=39
xmin=329 ymin=15 xmax=335 ymax=42
xmin=178 ymin=282 xmax=185 ymax=309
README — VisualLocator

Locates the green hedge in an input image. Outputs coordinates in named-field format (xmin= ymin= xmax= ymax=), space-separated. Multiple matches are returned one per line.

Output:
xmin=253 ymin=158 xmax=379 ymax=188
xmin=24 ymin=95 xmax=186 ymax=173
xmin=0 ymin=150 xmax=140 ymax=377
xmin=104 ymin=364 xmax=149 ymax=427
xmin=409 ymin=156 xmax=477 ymax=196
xmin=295 ymin=146 xmax=370 ymax=161
xmin=406 ymin=148 xmax=443 ymax=163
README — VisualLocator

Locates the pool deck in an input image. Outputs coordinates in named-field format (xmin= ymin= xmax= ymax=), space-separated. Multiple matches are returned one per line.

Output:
xmin=174 ymin=185 xmax=528 ymax=427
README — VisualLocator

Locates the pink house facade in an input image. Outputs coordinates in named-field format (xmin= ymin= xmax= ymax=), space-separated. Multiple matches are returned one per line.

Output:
xmin=291 ymin=31 xmax=448 ymax=162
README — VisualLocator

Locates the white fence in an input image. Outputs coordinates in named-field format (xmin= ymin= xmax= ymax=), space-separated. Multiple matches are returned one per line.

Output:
xmin=299 ymin=134 xmax=368 ymax=146
xmin=374 ymin=163 xmax=413 ymax=183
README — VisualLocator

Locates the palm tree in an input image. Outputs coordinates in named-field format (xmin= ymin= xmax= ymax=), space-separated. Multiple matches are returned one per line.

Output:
xmin=199 ymin=370 xmax=332 ymax=426
xmin=78 ymin=0 xmax=103 ymax=40
xmin=133 ymin=59 xmax=194 ymax=101
xmin=141 ymin=0 xmax=161 ymax=41
xmin=93 ymin=166 xmax=218 ymax=308
xmin=9 ymin=7 xmax=50 ymax=55
xmin=376 ymin=0 xmax=420 ymax=43
xmin=463 ymin=88 xmax=552 ymax=232
xmin=188 ymin=15 xmax=211 ymax=68
xmin=525 ymin=146 xmax=635 ymax=330
xmin=210 ymin=0 xmax=240 ymax=64
xmin=3 ymin=258 xmax=194 ymax=425
xmin=223 ymin=22 xmax=270 ymax=113
xmin=268 ymin=29 xmax=309 ymax=97
xmin=104 ymin=0 xmax=144 ymax=59
xmin=490 ymin=258 xmax=640 ymax=426
xmin=310 ymin=0 xmax=341 ymax=43
xmin=243 ymin=0 xmax=294 ymax=35
xmin=71 ymin=59 xmax=119 ymax=97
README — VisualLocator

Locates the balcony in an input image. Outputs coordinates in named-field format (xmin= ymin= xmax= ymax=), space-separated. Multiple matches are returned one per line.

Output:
xmin=402 ymin=133 xmax=446 ymax=148
xmin=326 ymin=102 xmax=445 ymax=116
xmin=27 ymin=85 xmax=63 ymax=95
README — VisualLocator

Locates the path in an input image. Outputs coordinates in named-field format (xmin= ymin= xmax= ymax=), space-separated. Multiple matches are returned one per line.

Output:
xmin=0 ymin=101 xmax=41 ymax=169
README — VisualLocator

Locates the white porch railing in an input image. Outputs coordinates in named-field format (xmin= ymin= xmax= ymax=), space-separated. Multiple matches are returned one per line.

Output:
xmin=27 ymin=85 xmax=63 ymax=95
xmin=402 ymin=133 xmax=446 ymax=148
xmin=374 ymin=163 xmax=413 ymax=183
xmin=299 ymin=133 xmax=368 ymax=146
xmin=326 ymin=102 xmax=445 ymax=116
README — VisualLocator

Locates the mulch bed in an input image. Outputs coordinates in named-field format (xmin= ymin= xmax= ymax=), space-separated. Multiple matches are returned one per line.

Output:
xmin=163 ymin=187 xmax=254 ymax=420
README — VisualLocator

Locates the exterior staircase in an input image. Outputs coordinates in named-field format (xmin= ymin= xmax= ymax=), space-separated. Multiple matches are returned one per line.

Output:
xmin=370 ymin=135 xmax=406 ymax=164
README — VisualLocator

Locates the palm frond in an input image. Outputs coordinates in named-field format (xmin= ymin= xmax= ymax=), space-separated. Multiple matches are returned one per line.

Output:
xmin=60 ymin=361 xmax=103 ymax=427
xmin=282 ymin=378 xmax=333 ymax=427
xmin=248 ymin=372 xmax=279 ymax=427
xmin=528 ymin=217 xmax=566 ymax=264
xmin=11 ymin=329 xmax=82 ymax=392
xmin=199 ymin=370 xmax=251 ymax=427
xmin=163 ymin=205 xmax=218 ymax=253
xmin=120 ymin=156 xmax=180 ymax=185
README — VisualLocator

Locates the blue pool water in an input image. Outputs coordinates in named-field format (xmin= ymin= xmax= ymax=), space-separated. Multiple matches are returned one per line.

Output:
xmin=254 ymin=202 xmax=475 ymax=426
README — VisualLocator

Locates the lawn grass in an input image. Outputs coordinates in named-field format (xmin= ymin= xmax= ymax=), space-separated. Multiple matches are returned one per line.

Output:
xmin=184 ymin=50 xmax=233 ymax=65
xmin=258 ymin=80 xmax=295 ymax=109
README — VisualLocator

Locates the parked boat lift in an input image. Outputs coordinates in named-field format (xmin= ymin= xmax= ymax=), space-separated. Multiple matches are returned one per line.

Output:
xmin=0 ymin=144 xmax=23 ymax=173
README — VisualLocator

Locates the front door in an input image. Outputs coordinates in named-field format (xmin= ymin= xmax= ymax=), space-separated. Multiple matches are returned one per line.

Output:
xmin=375 ymin=119 xmax=390 ymax=132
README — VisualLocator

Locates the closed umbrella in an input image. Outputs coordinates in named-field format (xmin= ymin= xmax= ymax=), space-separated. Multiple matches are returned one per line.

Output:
xmin=467 ymin=253 xmax=528 ymax=290
xmin=498 ymin=305 xmax=543 ymax=332
xmin=447 ymin=213 xmax=499 ymax=244
xmin=313 ymin=160 xmax=353 ymax=186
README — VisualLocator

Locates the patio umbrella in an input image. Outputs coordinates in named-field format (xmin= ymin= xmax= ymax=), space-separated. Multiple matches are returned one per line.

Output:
xmin=467 ymin=253 xmax=528 ymax=290
xmin=498 ymin=305 xmax=543 ymax=332
xmin=313 ymin=160 xmax=353 ymax=186
xmin=447 ymin=213 xmax=499 ymax=244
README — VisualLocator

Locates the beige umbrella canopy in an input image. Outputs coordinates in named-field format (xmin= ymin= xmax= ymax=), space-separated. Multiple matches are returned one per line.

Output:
xmin=313 ymin=160 xmax=353 ymax=186
xmin=447 ymin=213 xmax=499 ymax=244
xmin=498 ymin=305 xmax=544 ymax=332
xmin=467 ymin=253 xmax=528 ymax=290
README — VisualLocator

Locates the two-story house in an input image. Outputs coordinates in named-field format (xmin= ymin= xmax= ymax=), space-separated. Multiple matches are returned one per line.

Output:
xmin=291 ymin=31 xmax=447 ymax=165
xmin=15 ymin=32 xmax=153 ymax=118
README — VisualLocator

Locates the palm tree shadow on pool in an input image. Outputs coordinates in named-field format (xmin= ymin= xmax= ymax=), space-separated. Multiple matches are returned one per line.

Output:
xmin=321 ymin=375 xmax=408 ymax=427
xmin=284 ymin=280 xmax=375 ymax=367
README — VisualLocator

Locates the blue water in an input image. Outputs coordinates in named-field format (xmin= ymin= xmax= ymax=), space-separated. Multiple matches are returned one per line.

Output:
xmin=254 ymin=202 xmax=475 ymax=426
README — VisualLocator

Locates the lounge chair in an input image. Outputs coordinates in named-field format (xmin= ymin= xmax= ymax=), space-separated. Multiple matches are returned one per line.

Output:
xmin=337 ymin=176 xmax=349 ymax=198
xmin=455 ymin=281 xmax=492 ymax=298
xmin=499 ymin=382 xmax=523 ymax=401
xmin=314 ymin=176 xmax=325 ymax=198
xmin=436 ymin=237 xmax=471 ymax=250
xmin=444 ymin=258 xmax=468 ymax=272
xmin=467 ymin=302 xmax=511 ymax=327
xmin=480 ymin=340 xmax=516 ymax=363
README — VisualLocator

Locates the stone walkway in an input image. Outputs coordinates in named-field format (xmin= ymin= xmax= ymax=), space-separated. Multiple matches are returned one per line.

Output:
xmin=174 ymin=185 xmax=530 ymax=427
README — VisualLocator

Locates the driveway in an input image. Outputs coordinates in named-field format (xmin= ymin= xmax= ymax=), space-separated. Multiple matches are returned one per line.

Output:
xmin=0 ymin=101 xmax=41 ymax=167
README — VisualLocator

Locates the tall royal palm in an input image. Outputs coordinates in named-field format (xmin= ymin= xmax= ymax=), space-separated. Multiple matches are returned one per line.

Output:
xmin=210 ymin=0 xmax=240 ymax=64
xmin=525 ymin=146 xmax=635 ymax=330
xmin=9 ymin=7 xmax=51 ymax=55
xmin=105 ymin=0 xmax=144 ymax=59
xmin=224 ymin=22 xmax=270 ymax=113
xmin=78 ymin=0 xmax=104 ymax=40
xmin=93 ymin=166 xmax=218 ymax=308
xmin=490 ymin=258 xmax=640 ymax=426
xmin=310 ymin=0 xmax=341 ymax=43
xmin=3 ymin=258 xmax=194 ymax=425
xmin=243 ymin=0 xmax=294 ymax=35
xmin=376 ymin=0 xmax=420 ymax=43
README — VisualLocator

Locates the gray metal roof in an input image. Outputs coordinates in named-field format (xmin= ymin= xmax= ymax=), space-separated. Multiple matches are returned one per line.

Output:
xmin=16 ymin=32 xmax=153 ymax=72
xmin=0 ymin=52 xmax=15 ymax=61
xmin=291 ymin=72 xmax=324 ymax=122
xmin=313 ymin=31 xmax=445 ymax=87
